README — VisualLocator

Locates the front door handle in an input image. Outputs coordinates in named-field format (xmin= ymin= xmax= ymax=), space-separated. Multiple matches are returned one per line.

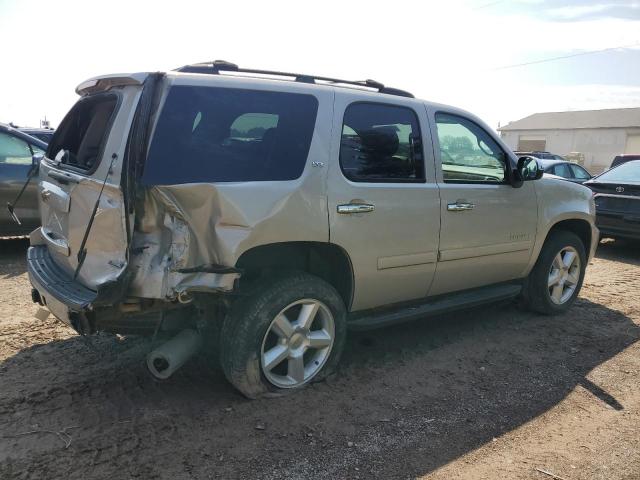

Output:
xmin=447 ymin=201 xmax=475 ymax=212
xmin=337 ymin=203 xmax=375 ymax=214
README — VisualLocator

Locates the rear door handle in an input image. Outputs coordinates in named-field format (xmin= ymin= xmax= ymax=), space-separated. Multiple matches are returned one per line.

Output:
xmin=337 ymin=203 xmax=375 ymax=214
xmin=447 ymin=202 xmax=475 ymax=212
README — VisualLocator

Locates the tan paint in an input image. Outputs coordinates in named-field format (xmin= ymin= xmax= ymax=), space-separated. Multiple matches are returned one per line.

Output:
xmin=34 ymin=70 xmax=598 ymax=317
xmin=327 ymin=90 xmax=441 ymax=311
xmin=425 ymin=104 xmax=539 ymax=297
xmin=128 ymin=76 xmax=335 ymax=299
xmin=527 ymin=175 xmax=599 ymax=271
xmin=35 ymin=85 xmax=141 ymax=289
xmin=128 ymin=176 xmax=331 ymax=298
xmin=377 ymin=252 xmax=438 ymax=270
xmin=438 ymin=240 xmax=533 ymax=262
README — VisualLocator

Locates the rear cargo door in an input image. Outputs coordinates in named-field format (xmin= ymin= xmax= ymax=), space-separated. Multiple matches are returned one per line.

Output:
xmin=36 ymin=85 xmax=142 ymax=289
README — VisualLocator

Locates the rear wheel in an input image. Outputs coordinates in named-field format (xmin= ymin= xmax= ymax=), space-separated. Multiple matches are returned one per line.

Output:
xmin=219 ymin=272 xmax=347 ymax=398
xmin=523 ymin=231 xmax=586 ymax=315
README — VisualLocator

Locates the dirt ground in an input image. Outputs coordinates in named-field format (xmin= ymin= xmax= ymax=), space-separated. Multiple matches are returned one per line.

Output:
xmin=0 ymin=238 xmax=639 ymax=480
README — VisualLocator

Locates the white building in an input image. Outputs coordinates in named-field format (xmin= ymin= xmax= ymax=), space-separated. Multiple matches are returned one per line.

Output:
xmin=498 ymin=107 xmax=640 ymax=173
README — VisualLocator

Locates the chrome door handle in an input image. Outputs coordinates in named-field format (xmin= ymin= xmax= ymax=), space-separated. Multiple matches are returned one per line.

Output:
xmin=337 ymin=203 xmax=375 ymax=214
xmin=447 ymin=202 xmax=475 ymax=212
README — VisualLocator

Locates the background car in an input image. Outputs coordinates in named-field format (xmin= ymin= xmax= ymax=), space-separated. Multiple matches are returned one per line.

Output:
xmin=18 ymin=127 xmax=55 ymax=144
xmin=514 ymin=151 xmax=592 ymax=184
xmin=538 ymin=159 xmax=593 ymax=184
xmin=0 ymin=123 xmax=47 ymax=236
xmin=515 ymin=151 xmax=566 ymax=161
xmin=610 ymin=154 xmax=640 ymax=169
xmin=585 ymin=160 xmax=640 ymax=241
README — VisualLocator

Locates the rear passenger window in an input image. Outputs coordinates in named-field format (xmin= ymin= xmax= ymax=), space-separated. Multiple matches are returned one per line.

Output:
xmin=340 ymin=103 xmax=424 ymax=182
xmin=47 ymin=93 xmax=118 ymax=171
xmin=142 ymin=86 xmax=319 ymax=184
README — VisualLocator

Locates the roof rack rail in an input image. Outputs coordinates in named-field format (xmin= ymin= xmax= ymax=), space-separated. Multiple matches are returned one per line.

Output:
xmin=174 ymin=60 xmax=414 ymax=98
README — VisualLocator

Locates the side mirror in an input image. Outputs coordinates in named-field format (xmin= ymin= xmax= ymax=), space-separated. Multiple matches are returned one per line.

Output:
xmin=517 ymin=156 xmax=543 ymax=181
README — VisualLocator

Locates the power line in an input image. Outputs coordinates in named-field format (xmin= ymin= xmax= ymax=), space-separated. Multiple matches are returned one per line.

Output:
xmin=493 ymin=41 xmax=640 ymax=70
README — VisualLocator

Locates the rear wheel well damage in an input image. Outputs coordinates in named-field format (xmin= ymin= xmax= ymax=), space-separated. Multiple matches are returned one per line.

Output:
xmin=235 ymin=242 xmax=354 ymax=309
xmin=546 ymin=219 xmax=592 ymax=252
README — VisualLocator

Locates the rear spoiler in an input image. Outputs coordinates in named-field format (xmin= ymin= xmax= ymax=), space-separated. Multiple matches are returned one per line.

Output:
xmin=75 ymin=72 xmax=150 ymax=96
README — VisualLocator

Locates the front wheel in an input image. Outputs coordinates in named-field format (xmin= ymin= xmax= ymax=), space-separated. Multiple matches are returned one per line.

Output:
xmin=523 ymin=231 xmax=586 ymax=315
xmin=219 ymin=272 xmax=347 ymax=399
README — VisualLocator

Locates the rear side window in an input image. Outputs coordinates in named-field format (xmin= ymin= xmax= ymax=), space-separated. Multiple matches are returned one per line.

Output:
xmin=142 ymin=86 xmax=319 ymax=185
xmin=340 ymin=103 xmax=424 ymax=182
xmin=553 ymin=163 xmax=572 ymax=178
xmin=47 ymin=93 xmax=118 ymax=171
xmin=569 ymin=164 xmax=591 ymax=180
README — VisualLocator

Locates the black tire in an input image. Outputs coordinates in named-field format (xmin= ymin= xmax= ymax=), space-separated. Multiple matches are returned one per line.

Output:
xmin=219 ymin=272 xmax=347 ymax=399
xmin=522 ymin=230 xmax=586 ymax=315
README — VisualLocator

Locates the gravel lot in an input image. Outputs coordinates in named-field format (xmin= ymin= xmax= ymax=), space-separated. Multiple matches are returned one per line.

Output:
xmin=1 ymin=238 xmax=639 ymax=479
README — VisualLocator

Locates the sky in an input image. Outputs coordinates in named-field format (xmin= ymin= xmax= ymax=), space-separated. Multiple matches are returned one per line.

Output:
xmin=0 ymin=0 xmax=639 ymax=130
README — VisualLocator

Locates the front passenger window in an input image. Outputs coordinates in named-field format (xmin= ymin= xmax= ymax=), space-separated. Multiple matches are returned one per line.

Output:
xmin=435 ymin=113 xmax=506 ymax=183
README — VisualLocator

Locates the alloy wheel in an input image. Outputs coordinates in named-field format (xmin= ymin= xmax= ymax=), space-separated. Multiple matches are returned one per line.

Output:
xmin=547 ymin=246 xmax=581 ymax=305
xmin=260 ymin=299 xmax=335 ymax=388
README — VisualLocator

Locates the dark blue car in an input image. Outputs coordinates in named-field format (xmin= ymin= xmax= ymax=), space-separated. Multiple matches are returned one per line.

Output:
xmin=586 ymin=160 xmax=640 ymax=241
xmin=0 ymin=123 xmax=48 ymax=236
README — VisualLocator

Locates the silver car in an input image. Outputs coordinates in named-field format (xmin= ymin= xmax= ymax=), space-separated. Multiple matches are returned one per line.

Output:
xmin=27 ymin=62 xmax=598 ymax=398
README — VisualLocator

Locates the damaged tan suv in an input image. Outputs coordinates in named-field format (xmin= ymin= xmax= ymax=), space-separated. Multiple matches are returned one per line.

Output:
xmin=27 ymin=61 xmax=598 ymax=398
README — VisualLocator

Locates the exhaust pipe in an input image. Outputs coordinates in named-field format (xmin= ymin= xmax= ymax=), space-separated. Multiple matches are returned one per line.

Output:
xmin=146 ymin=329 xmax=203 ymax=380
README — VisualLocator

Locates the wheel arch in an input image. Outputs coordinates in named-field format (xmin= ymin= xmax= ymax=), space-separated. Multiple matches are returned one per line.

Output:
xmin=525 ymin=215 xmax=595 ymax=277
xmin=235 ymin=241 xmax=355 ymax=310
xmin=546 ymin=218 xmax=593 ymax=253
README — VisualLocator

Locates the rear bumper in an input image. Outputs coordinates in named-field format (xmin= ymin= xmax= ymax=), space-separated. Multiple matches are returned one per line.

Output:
xmin=28 ymin=245 xmax=187 ymax=336
xmin=27 ymin=245 xmax=97 ymax=332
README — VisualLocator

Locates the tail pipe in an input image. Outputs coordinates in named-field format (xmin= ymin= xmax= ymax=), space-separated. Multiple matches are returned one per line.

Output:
xmin=146 ymin=329 xmax=202 ymax=380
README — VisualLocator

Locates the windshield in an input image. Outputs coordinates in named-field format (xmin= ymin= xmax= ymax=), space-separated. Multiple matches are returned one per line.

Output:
xmin=596 ymin=161 xmax=640 ymax=183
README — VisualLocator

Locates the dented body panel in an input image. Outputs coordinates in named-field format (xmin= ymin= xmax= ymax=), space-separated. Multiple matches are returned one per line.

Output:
xmin=128 ymin=177 xmax=332 ymax=298
xmin=128 ymin=73 xmax=334 ymax=299
xmin=33 ymin=86 xmax=142 ymax=288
